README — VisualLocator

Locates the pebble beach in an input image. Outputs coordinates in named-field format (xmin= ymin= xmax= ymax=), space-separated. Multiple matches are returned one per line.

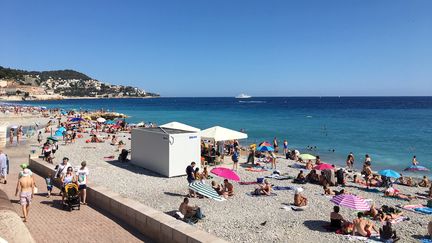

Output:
xmin=2 ymin=107 xmax=430 ymax=242
xmin=34 ymin=129 xmax=431 ymax=243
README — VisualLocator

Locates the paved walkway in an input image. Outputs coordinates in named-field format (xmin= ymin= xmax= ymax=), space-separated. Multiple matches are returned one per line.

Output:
xmin=0 ymin=146 xmax=150 ymax=243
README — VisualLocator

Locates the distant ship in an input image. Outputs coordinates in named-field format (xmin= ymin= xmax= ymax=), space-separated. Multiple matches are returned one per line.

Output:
xmin=235 ymin=93 xmax=252 ymax=99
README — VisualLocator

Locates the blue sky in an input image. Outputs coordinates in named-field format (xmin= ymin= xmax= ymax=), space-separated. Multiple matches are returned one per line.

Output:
xmin=1 ymin=0 xmax=431 ymax=96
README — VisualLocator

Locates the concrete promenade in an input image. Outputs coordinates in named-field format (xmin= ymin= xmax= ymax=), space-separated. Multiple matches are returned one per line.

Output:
xmin=0 ymin=146 xmax=150 ymax=243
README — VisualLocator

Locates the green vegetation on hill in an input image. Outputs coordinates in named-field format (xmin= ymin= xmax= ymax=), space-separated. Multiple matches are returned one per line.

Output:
xmin=0 ymin=66 xmax=91 ymax=81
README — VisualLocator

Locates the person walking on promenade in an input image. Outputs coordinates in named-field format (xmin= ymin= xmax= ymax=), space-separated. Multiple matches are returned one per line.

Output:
xmin=15 ymin=169 xmax=35 ymax=222
xmin=0 ymin=150 xmax=8 ymax=184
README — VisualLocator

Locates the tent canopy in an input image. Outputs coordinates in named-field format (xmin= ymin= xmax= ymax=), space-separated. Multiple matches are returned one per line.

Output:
xmin=200 ymin=126 xmax=247 ymax=142
xmin=160 ymin=121 xmax=200 ymax=132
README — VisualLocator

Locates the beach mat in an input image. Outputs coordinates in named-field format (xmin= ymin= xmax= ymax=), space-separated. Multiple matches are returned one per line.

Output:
xmin=189 ymin=182 xmax=225 ymax=202
xmin=245 ymin=168 xmax=268 ymax=172
xmin=239 ymin=181 xmax=258 ymax=185
xmin=421 ymin=239 xmax=432 ymax=243
xmin=415 ymin=207 xmax=432 ymax=214
xmin=246 ymin=192 xmax=277 ymax=197
xmin=273 ymin=186 xmax=294 ymax=191
xmin=275 ymin=176 xmax=294 ymax=180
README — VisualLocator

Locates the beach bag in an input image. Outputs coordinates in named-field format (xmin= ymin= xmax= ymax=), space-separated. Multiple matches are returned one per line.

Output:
xmin=257 ymin=178 xmax=264 ymax=183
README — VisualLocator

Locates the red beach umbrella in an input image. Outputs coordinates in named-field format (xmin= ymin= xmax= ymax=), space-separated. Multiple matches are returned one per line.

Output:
xmin=313 ymin=163 xmax=334 ymax=170
xmin=210 ymin=167 xmax=240 ymax=181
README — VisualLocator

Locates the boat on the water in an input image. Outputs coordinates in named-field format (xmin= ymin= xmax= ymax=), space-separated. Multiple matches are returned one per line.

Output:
xmin=235 ymin=93 xmax=251 ymax=99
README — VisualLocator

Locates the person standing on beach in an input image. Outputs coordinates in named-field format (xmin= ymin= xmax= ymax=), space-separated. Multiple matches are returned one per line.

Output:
xmin=364 ymin=154 xmax=371 ymax=165
xmin=232 ymin=148 xmax=239 ymax=171
xmin=0 ymin=150 xmax=8 ymax=184
xmin=15 ymin=169 xmax=35 ymax=222
xmin=186 ymin=162 xmax=196 ymax=197
xmin=17 ymin=125 xmax=23 ymax=144
xmin=346 ymin=152 xmax=354 ymax=169
xmin=270 ymin=151 xmax=277 ymax=169
xmin=273 ymin=137 xmax=279 ymax=153
xmin=9 ymin=128 xmax=14 ymax=144
xmin=283 ymin=139 xmax=288 ymax=156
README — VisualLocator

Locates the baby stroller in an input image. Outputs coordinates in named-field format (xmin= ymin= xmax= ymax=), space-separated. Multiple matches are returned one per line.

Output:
xmin=64 ymin=183 xmax=80 ymax=211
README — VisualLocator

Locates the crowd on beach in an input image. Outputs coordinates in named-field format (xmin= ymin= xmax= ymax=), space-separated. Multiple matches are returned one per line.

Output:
xmin=180 ymin=136 xmax=432 ymax=241
xmin=2 ymin=104 xmax=432 ymax=241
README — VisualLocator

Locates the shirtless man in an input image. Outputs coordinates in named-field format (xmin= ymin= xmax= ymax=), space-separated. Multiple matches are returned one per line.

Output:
xmin=179 ymin=198 xmax=203 ymax=219
xmin=353 ymin=212 xmax=379 ymax=237
xmin=222 ymin=179 xmax=234 ymax=198
xmin=15 ymin=170 xmax=35 ymax=222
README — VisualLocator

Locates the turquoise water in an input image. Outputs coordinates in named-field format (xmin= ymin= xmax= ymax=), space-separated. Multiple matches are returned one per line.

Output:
xmin=12 ymin=97 xmax=432 ymax=174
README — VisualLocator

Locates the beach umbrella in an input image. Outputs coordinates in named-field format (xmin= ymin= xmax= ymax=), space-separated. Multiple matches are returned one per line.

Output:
xmin=404 ymin=165 xmax=429 ymax=172
xmin=47 ymin=136 xmax=58 ymax=142
xmin=378 ymin=169 xmax=401 ymax=178
xmin=259 ymin=141 xmax=272 ymax=147
xmin=330 ymin=194 xmax=370 ymax=211
xmin=314 ymin=163 xmax=334 ymax=170
xmin=97 ymin=117 xmax=106 ymax=123
xmin=299 ymin=154 xmax=316 ymax=160
xmin=210 ymin=167 xmax=240 ymax=181
xmin=189 ymin=181 xmax=224 ymax=201
xmin=200 ymin=126 xmax=247 ymax=142
xmin=70 ymin=117 xmax=84 ymax=122
xmin=257 ymin=146 xmax=274 ymax=152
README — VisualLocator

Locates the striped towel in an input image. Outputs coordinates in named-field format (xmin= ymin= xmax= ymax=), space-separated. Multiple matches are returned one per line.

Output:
xmin=189 ymin=182 xmax=225 ymax=202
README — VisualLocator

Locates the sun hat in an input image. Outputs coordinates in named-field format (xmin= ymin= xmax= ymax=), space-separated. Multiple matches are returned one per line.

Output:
xmin=20 ymin=163 xmax=28 ymax=169
xmin=295 ymin=187 xmax=304 ymax=194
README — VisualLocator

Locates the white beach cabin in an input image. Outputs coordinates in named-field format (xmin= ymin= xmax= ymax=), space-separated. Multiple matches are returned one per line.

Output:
xmin=131 ymin=127 xmax=200 ymax=177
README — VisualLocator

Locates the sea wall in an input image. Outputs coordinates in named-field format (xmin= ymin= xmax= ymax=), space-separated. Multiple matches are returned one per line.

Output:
xmin=28 ymin=157 xmax=227 ymax=243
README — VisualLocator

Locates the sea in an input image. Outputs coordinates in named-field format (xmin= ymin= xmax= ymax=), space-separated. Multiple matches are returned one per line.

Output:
xmin=12 ymin=96 xmax=432 ymax=175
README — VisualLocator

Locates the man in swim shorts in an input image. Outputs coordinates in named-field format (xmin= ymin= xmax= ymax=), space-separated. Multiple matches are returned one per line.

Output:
xmin=15 ymin=169 xmax=35 ymax=222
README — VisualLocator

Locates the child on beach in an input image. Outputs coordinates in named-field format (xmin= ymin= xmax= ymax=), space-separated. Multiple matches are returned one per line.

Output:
xmin=37 ymin=131 xmax=42 ymax=144
xmin=45 ymin=172 xmax=53 ymax=198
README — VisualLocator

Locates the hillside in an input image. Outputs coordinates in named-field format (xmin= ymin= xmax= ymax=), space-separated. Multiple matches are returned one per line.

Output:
xmin=0 ymin=66 xmax=159 ymax=98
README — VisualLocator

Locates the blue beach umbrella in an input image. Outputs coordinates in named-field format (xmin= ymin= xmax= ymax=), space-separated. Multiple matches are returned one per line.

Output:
xmin=378 ymin=169 xmax=401 ymax=178
xmin=70 ymin=117 xmax=84 ymax=122
xmin=257 ymin=146 xmax=274 ymax=152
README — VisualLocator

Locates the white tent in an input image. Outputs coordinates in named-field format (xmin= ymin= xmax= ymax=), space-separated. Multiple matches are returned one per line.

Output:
xmin=160 ymin=121 xmax=201 ymax=132
xmin=200 ymin=126 xmax=247 ymax=142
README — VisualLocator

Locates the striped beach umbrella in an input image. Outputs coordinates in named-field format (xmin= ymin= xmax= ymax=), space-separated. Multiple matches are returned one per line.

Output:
xmin=330 ymin=194 xmax=370 ymax=211
xmin=189 ymin=181 xmax=225 ymax=202
xmin=257 ymin=146 xmax=274 ymax=152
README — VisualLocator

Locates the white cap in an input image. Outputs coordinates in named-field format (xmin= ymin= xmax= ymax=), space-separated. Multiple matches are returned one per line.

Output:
xmin=295 ymin=187 xmax=304 ymax=194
